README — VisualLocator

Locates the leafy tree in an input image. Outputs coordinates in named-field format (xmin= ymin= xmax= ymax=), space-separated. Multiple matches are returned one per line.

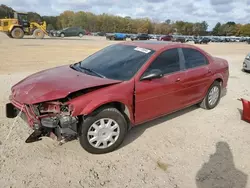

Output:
xmin=27 ymin=12 xmax=42 ymax=22
xmin=239 ymin=24 xmax=250 ymax=36
xmin=212 ymin=22 xmax=221 ymax=35
xmin=0 ymin=4 xmax=14 ymax=18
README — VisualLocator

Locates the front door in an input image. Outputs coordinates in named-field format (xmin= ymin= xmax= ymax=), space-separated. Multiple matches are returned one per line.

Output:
xmin=135 ymin=48 xmax=186 ymax=124
xmin=66 ymin=28 xmax=75 ymax=36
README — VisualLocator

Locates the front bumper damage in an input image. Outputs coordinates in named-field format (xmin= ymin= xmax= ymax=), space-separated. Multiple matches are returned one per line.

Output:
xmin=238 ymin=98 xmax=250 ymax=123
xmin=6 ymin=96 xmax=79 ymax=144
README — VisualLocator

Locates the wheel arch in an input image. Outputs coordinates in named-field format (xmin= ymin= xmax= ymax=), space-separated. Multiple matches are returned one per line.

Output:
xmin=83 ymin=101 xmax=132 ymax=128
xmin=214 ymin=77 xmax=223 ymax=85
xmin=10 ymin=25 xmax=24 ymax=32
xmin=201 ymin=76 xmax=224 ymax=101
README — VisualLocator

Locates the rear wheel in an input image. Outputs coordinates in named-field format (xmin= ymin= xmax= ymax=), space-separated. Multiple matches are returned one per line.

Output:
xmin=11 ymin=27 xmax=24 ymax=39
xmin=60 ymin=33 xmax=65 ymax=38
xmin=33 ymin=29 xmax=45 ymax=39
xmin=79 ymin=107 xmax=127 ymax=154
xmin=200 ymin=81 xmax=221 ymax=109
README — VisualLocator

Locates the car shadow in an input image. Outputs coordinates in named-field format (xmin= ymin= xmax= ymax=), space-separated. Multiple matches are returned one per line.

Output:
xmin=238 ymin=108 xmax=243 ymax=116
xmin=241 ymin=69 xmax=250 ymax=74
xmin=221 ymin=88 xmax=227 ymax=98
xmin=196 ymin=141 xmax=248 ymax=188
xmin=120 ymin=105 xmax=199 ymax=148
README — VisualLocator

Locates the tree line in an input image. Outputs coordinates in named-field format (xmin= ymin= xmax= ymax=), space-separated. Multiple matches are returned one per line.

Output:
xmin=1 ymin=4 xmax=250 ymax=36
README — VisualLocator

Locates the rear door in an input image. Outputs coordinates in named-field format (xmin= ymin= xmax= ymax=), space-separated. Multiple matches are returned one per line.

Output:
xmin=179 ymin=47 xmax=212 ymax=106
xmin=66 ymin=27 xmax=75 ymax=36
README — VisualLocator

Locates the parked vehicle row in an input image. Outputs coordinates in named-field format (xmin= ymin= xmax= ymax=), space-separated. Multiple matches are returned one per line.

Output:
xmin=106 ymin=33 xmax=127 ymax=40
xmin=50 ymin=27 xmax=86 ymax=38
xmin=46 ymin=28 xmax=250 ymax=45
xmin=130 ymin=33 xmax=150 ymax=41
xmin=194 ymin=37 xmax=211 ymax=44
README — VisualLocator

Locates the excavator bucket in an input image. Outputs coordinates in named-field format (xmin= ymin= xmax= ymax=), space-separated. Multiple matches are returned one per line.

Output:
xmin=239 ymin=98 xmax=250 ymax=123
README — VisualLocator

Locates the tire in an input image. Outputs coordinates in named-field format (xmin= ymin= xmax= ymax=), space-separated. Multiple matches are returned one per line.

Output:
xmin=79 ymin=107 xmax=127 ymax=154
xmin=33 ymin=29 xmax=45 ymax=39
xmin=79 ymin=33 xmax=83 ymax=38
xmin=60 ymin=33 xmax=65 ymax=38
xmin=11 ymin=27 xmax=24 ymax=39
xmin=200 ymin=81 xmax=221 ymax=110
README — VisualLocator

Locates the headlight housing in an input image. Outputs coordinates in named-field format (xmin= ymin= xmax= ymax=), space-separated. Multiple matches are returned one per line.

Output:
xmin=246 ymin=55 xmax=250 ymax=60
xmin=36 ymin=102 xmax=71 ymax=115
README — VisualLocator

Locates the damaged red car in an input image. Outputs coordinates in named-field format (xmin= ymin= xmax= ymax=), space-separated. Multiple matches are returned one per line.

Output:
xmin=6 ymin=41 xmax=229 ymax=154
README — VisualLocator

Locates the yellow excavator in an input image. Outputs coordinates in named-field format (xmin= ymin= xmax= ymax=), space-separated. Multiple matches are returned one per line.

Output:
xmin=0 ymin=11 xmax=48 ymax=39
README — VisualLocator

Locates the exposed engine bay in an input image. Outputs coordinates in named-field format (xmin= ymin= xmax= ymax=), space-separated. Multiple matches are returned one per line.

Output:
xmin=7 ymin=85 xmax=115 ymax=144
xmin=22 ymin=101 xmax=79 ymax=143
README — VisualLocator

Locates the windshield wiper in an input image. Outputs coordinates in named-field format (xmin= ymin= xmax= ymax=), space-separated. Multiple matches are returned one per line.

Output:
xmin=80 ymin=66 xmax=106 ymax=78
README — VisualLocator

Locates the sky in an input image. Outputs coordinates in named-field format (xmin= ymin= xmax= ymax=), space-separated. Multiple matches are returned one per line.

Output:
xmin=1 ymin=0 xmax=250 ymax=30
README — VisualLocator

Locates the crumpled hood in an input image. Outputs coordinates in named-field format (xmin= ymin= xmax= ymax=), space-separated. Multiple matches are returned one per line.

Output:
xmin=11 ymin=65 xmax=121 ymax=104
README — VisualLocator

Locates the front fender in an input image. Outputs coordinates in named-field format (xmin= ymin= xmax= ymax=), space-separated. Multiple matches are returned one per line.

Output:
xmin=9 ymin=24 xmax=21 ymax=32
xmin=70 ymin=94 xmax=134 ymax=121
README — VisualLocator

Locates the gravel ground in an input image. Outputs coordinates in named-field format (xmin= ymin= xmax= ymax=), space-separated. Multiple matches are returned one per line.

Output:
xmin=0 ymin=33 xmax=250 ymax=188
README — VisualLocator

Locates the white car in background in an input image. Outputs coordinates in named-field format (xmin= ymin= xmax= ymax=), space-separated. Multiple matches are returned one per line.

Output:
xmin=243 ymin=53 xmax=250 ymax=72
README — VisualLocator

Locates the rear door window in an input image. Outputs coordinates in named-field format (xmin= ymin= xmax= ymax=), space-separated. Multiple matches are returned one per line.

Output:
xmin=182 ymin=48 xmax=208 ymax=69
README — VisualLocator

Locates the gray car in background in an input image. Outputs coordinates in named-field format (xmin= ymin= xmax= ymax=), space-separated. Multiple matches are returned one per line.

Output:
xmin=243 ymin=53 xmax=250 ymax=72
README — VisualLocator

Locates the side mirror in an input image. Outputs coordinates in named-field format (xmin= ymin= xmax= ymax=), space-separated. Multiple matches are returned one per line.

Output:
xmin=140 ymin=69 xmax=163 ymax=81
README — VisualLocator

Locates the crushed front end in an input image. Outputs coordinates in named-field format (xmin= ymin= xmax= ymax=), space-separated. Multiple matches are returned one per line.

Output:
xmin=6 ymin=95 xmax=79 ymax=143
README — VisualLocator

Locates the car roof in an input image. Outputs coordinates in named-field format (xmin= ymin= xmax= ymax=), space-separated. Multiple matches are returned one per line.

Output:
xmin=120 ymin=41 xmax=194 ymax=51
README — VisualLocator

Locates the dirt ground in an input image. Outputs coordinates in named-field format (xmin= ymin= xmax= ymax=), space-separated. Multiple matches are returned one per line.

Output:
xmin=0 ymin=33 xmax=250 ymax=188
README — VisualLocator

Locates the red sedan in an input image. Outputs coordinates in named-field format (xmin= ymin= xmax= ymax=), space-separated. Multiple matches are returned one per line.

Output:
xmin=158 ymin=35 xmax=173 ymax=41
xmin=6 ymin=41 xmax=229 ymax=154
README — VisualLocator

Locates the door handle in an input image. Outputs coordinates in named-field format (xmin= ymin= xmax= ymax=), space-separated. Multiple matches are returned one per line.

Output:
xmin=176 ymin=78 xmax=181 ymax=82
xmin=208 ymin=69 xmax=212 ymax=73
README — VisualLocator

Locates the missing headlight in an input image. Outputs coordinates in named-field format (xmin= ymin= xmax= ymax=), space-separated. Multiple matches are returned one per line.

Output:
xmin=36 ymin=102 xmax=73 ymax=115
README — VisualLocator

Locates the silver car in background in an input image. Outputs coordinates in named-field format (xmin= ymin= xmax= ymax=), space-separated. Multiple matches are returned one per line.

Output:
xmin=243 ymin=53 xmax=250 ymax=72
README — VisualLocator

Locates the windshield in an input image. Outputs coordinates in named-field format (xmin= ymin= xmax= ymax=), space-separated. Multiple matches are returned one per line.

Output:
xmin=79 ymin=44 xmax=155 ymax=81
xmin=18 ymin=14 xmax=28 ymax=22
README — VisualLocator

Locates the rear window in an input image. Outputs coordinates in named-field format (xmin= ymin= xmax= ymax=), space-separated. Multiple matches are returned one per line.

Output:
xmin=182 ymin=48 xmax=208 ymax=69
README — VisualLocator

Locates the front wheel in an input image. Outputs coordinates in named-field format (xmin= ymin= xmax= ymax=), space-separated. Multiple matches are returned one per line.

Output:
xmin=200 ymin=81 xmax=221 ymax=109
xmin=79 ymin=33 xmax=83 ymax=38
xmin=60 ymin=33 xmax=65 ymax=38
xmin=79 ymin=108 xmax=127 ymax=154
